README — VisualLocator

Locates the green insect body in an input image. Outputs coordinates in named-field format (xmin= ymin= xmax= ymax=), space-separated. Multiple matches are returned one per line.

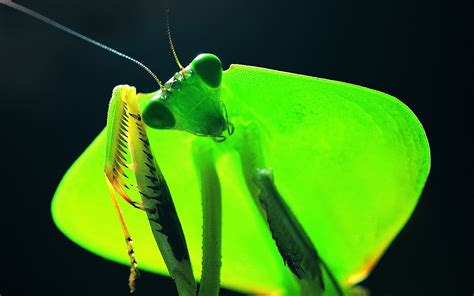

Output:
xmin=52 ymin=53 xmax=431 ymax=295
xmin=1 ymin=1 xmax=431 ymax=295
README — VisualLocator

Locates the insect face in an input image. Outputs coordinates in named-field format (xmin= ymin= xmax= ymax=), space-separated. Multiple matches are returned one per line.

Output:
xmin=142 ymin=54 xmax=232 ymax=140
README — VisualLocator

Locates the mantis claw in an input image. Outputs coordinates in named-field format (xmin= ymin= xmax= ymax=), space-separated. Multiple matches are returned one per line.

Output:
xmin=130 ymin=201 xmax=145 ymax=210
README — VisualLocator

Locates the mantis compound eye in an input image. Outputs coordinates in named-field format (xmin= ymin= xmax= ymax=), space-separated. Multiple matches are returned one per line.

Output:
xmin=191 ymin=53 xmax=223 ymax=88
xmin=142 ymin=100 xmax=176 ymax=129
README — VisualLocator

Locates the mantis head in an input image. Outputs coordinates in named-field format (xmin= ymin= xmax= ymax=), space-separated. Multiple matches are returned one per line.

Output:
xmin=141 ymin=54 xmax=233 ymax=141
xmin=0 ymin=1 xmax=231 ymax=140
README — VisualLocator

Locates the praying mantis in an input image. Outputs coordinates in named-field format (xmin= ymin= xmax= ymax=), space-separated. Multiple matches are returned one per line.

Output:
xmin=1 ymin=1 xmax=431 ymax=295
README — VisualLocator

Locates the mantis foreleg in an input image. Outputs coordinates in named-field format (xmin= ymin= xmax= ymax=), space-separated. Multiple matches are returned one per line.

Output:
xmin=104 ymin=85 xmax=197 ymax=296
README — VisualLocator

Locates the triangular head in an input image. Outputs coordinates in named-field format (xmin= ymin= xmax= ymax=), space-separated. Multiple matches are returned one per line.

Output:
xmin=141 ymin=53 xmax=229 ymax=139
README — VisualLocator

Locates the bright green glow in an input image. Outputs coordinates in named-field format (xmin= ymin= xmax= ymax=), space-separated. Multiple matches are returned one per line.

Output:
xmin=51 ymin=63 xmax=430 ymax=295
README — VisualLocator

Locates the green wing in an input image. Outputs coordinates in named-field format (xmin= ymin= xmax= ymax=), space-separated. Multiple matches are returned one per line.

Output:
xmin=221 ymin=65 xmax=430 ymax=286
xmin=52 ymin=129 xmax=293 ymax=295
xmin=51 ymin=65 xmax=430 ymax=294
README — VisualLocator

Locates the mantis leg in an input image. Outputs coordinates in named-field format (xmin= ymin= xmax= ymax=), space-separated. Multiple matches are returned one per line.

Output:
xmin=193 ymin=140 xmax=222 ymax=296
xmin=109 ymin=175 xmax=145 ymax=210
xmin=104 ymin=85 xmax=197 ymax=296
xmin=105 ymin=177 xmax=140 ymax=293
xmin=236 ymin=124 xmax=343 ymax=296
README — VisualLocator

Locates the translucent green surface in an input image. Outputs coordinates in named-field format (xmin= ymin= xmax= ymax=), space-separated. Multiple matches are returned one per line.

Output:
xmin=52 ymin=65 xmax=430 ymax=295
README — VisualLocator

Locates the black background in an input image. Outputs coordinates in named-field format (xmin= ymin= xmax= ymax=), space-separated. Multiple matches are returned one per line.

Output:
xmin=0 ymin=0 xmax=472 ymax=295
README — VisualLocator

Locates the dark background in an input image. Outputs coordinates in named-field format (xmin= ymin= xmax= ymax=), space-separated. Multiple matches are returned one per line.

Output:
xmin=0 ymin=0 xmax=472 ymax=295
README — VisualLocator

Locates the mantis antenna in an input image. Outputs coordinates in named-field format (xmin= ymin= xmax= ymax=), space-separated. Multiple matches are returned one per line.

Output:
xmin=0 ymin=0 xmax=165 ymax=90
xmin=165 ymin=0 xmax=185 ymax=71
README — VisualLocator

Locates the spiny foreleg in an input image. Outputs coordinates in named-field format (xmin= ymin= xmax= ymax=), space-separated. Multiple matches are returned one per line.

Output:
xmin=126 ymin=88 xmax=197 ymax=296
xmin=104 ymin=87 xmax=144 ymax=292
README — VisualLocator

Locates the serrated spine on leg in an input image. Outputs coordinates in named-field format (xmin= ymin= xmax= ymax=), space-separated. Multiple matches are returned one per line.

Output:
xmin=104 ymin=86 xmax=142 ymax=292
xmin=104 ymin=86 xmax=143 ymax=209
xmin=253 ymin=168 xmax=325 ymax=295
xmin=113 ymin=86 xmax=197 ymax=296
